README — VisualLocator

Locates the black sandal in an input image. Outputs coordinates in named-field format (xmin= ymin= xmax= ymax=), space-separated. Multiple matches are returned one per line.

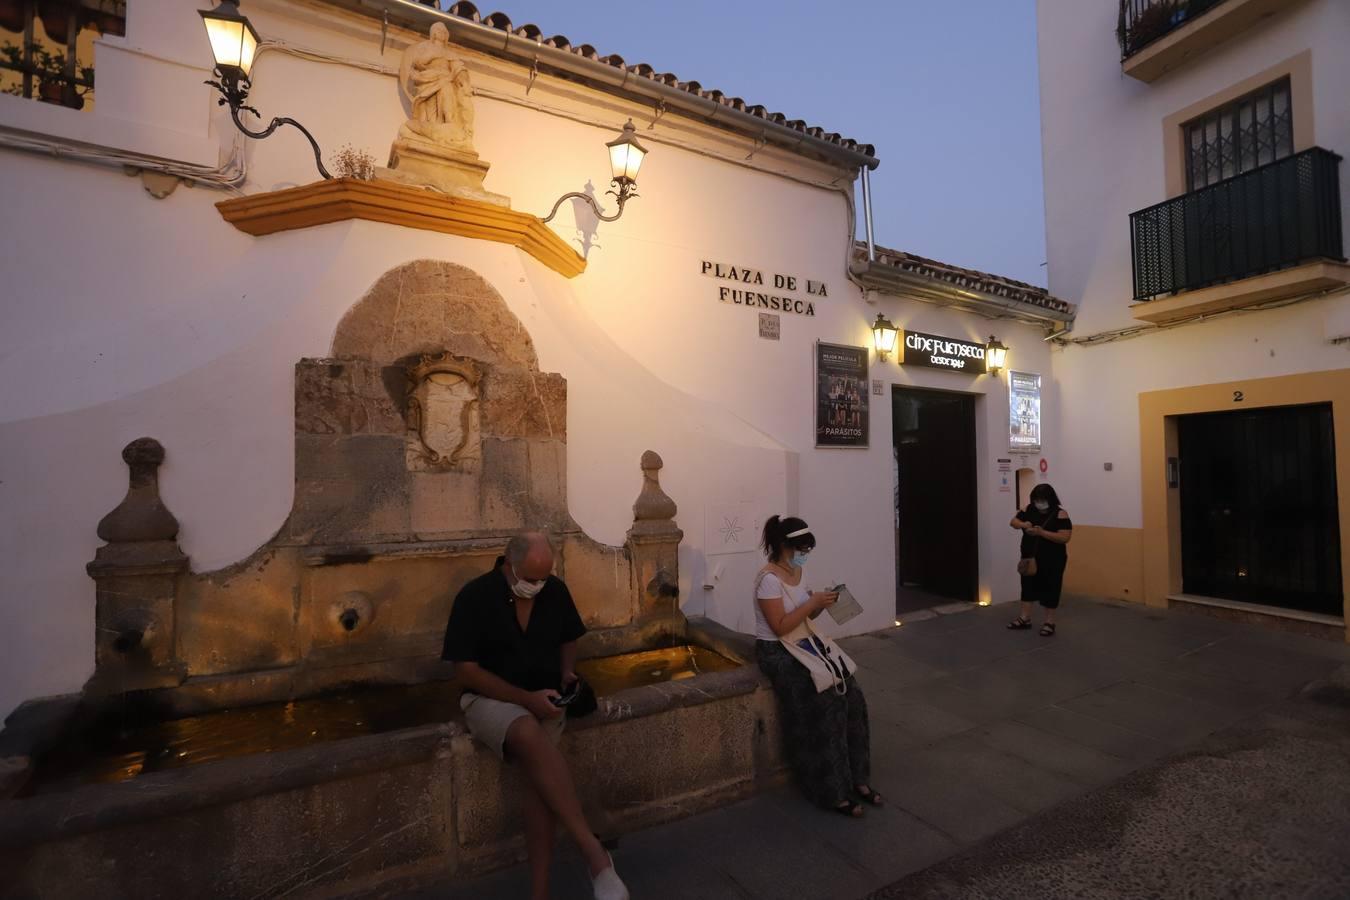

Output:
xmin=833 ymin=800 xmax=865 ymax=818
xmin=855 ymin=786 xmax=884 ymax=807
xmin=1007 ymin=616 xmax=1032 ymax=630
xmin=1040 ymin=623 xmax=1056 ymax=637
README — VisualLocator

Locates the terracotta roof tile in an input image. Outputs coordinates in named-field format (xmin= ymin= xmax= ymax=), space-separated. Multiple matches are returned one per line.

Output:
xmin=431 ymin=2 xmax=875 ymax=158
xmin=857 ymin=243 xmax=1076 ymax=317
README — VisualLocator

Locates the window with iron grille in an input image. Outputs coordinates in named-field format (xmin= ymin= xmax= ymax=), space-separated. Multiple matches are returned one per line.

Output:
xmin=1184 ymin=77 xmax=1293 ymax=191
xmin=0 ymin=0 xmax=125 ymax=112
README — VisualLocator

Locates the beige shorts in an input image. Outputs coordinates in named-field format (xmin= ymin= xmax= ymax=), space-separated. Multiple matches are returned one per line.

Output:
xmin=460 ymin=692 xmax=565 ymax=759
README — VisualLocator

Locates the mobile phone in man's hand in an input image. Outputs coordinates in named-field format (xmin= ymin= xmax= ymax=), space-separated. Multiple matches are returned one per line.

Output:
xmin=551 ymin=680 xmax=580 ymax=707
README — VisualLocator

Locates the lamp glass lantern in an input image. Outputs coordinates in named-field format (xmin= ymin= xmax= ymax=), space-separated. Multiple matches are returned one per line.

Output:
xmin=986 ymin=336 xmax=1009 ymax=374
xmin=872 ymin=314 xmax=899 ymax=359
xmin=606 ymin=119 xmax=647 ymax=186
xmin=200 ymin=0 xmax=260 ymax=79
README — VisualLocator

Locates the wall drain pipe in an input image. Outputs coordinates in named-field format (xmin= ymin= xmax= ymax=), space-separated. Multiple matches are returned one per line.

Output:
xmin=860 ymin=165 xmax=876 ymax=263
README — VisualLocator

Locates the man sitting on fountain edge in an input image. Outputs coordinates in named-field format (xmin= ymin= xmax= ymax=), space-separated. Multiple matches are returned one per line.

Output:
xmin=442 ymin=531 xmax=628 ymax=900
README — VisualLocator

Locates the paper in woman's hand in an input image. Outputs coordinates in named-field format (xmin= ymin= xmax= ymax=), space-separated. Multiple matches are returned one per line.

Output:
xmin=824 ymin=583 xmax=863 ymax=625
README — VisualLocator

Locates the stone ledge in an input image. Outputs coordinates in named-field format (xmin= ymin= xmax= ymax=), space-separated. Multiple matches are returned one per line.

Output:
xmin=1122 ymin=0 xmax=1304 ymax=83
xmin=0 ymin=723 xmax=456 ymax=849
xmin=1130 ymin=260 xmax=1350 ymax=324
xmin=215 ymin=178 xmax=586 ymax=279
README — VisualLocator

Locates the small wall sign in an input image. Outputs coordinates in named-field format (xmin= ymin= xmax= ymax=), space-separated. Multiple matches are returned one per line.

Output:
xmin=758 ymin=312 xmax=780 ymax=340
xmin=899 ymin=330 xmax=988 ymax=373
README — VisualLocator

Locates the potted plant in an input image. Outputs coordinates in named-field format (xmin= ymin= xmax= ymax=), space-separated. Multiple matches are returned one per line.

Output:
xmin=1119 ymin=1 xmax=1189 ymax=56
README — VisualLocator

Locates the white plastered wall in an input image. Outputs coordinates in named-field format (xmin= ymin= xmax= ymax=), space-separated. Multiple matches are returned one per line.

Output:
xmin=1036 ymin=0 xmax=1350 ymax=531
xmin=1 ymin=0 xmax=1056 ymax=718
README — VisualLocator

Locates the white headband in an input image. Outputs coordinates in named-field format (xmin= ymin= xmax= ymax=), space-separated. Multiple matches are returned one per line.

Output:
xmin=785 ymin=527 xmax=811 ymax=538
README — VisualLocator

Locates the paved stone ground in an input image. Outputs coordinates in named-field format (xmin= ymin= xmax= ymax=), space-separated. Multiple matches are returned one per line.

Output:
xmin=386 ymin=598 xmax=1350 ymax=900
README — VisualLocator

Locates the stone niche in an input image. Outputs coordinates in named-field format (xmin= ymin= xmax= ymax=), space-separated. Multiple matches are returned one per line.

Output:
xmin=86 ymin=260 xmax=676 ymax=714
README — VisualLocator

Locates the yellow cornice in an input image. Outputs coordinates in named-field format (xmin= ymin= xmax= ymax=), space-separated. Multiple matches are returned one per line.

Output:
xmin=215 ymin=178 xmax=587 ymax=278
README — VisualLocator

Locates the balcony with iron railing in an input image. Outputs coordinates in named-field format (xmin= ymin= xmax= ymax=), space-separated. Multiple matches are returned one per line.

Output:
xmin=1129 ymin=148 xmax=1348 ymax=322
xmin=1117 ymin=0 xmax=1301 ymax=82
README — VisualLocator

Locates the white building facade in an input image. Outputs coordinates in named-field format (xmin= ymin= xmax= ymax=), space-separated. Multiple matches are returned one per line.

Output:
xmin=0 ymin=0 xmax=1070 ymax=721
xmin=1038 ymin=0 xmax=1350 ymax=636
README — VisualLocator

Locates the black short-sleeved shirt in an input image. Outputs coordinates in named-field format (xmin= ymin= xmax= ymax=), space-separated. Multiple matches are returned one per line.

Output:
xmin=1014 ymin=506 xmax=1073 ymax=567
xmin=441 ymin=557 xmax=587 ymax=693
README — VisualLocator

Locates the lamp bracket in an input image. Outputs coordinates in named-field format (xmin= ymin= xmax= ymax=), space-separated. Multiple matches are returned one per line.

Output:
xmin=542 ymin=180 xmax=634 ymax=224
xmin=205 ymin=68 xmax=332 ymax=180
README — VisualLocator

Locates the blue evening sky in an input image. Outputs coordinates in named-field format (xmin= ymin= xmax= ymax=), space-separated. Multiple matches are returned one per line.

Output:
xmin=489 ymin=0 xmax=1047 ymax=286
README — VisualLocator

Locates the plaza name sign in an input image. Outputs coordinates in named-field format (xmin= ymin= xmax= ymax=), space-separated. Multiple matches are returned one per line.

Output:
xmin=702 ymin=260 xmax=827 ymax=317
xmin=901 ymin=330 xmax=987 ymax=374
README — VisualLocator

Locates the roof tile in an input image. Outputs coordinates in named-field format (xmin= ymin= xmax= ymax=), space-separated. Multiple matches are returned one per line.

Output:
xmin=425 ymin=2 xmax=875 ymax=158
xmin=857 ymin=243 xmax=1075 ymax=316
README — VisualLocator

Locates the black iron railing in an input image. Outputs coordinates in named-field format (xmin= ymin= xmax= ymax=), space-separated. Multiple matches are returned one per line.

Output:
xmin=1118 ymin=0 xmax=1230 ymax=58
xmin=1130 ymin=147 xmax=1345 ymax=301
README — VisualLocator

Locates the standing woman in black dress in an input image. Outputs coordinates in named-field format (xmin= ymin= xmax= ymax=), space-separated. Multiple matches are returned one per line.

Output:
xmin=1007 ymin=484 xmax=1073 ymax=636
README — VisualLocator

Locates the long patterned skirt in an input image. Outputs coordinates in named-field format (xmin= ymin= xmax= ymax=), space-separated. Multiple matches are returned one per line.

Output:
xmin=756 ymin=639 xmax=871 ymax=809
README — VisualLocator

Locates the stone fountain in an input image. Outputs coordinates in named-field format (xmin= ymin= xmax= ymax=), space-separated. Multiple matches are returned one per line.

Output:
xmin=0 ymin=259 xmax=783 ymax=899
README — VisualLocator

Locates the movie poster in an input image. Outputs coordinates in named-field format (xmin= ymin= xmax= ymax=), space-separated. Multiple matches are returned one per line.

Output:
xmin=1009 ymin=371 xmax=1042 ymax=453
xmin=815 ymin=342 xmax=869 ymax=448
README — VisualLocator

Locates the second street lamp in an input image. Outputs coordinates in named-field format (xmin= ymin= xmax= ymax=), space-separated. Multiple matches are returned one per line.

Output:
xmin=199 ymin=0 xmax=331 ymax=180
xmin=986 ymin=336 xmax=1009 ymax=374
xmin=543 ymin=120 xmax=648 ymax=223
xmin=872 ymin=314 xmax=899 ymax=360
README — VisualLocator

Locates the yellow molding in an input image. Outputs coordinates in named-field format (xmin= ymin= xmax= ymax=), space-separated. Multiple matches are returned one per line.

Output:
xmin=215 ymin=178 xmax=587 ymax=279
xmin=1138 ymin=369 xmax=1350 ymax=640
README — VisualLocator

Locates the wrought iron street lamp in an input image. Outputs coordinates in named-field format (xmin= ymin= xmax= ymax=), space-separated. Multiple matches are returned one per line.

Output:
xmin=986 ymin=336 xmax=1009 ymax=374
xmin=543 ymin=120 xmax=648 ymax=223
xmin=199 ymin=0 xmax=331 ymax=180
xmin=872 ymin=314 xmax=899 ymax=360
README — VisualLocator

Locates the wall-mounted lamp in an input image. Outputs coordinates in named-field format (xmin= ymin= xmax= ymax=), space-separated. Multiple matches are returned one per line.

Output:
xmin=543 ymin=119 xmax=648 ymax=223
xmin=200 ymin=0 xmax=331 ymax=180
xmin=872 ymin=314 xmax=899 ymax=360
xmin=986 ymin=335 xmax=1009 ymax=374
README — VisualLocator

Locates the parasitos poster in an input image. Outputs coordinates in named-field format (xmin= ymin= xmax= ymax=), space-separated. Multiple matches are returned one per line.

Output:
xmin=815 ymin=342 xmax=869 ymax=448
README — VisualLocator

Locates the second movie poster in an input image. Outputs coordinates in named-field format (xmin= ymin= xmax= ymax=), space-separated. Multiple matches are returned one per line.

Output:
xmin=815 ymin=341 xmax=869 ymax=448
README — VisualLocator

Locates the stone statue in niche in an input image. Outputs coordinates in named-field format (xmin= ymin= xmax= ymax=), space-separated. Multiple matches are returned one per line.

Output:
xmin=405 ymin=354 xmax=482 ymax=470
xmin=376 ymin=23 xmax=510 ymax=207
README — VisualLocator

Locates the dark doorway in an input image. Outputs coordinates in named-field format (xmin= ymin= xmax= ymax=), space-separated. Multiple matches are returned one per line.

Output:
xmin=1178 ymin=403 xmax=1342 ymax=616
xmin=893 ymin=387 xmax=978 ymax=614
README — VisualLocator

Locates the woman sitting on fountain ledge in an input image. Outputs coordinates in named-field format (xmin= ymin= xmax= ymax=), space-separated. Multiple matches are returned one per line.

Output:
xmin=754 ymin=516 xmax=882 ymax=818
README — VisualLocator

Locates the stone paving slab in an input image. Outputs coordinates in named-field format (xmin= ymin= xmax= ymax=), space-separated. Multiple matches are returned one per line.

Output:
xmin=865 ymin=668 xmax=1350 ymax=900
xmin=376 ymin=598 xmax=1350 ymax=900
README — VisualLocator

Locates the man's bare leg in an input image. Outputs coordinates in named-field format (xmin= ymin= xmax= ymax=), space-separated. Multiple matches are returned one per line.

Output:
xmin=521 ymin=779 xmax=555 ymax=900
xmin=505 ymin=716 xmax=611 ymax=877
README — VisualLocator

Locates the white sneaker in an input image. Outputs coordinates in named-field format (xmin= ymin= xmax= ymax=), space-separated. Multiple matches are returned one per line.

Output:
xmin=592 ymin=853 xmax=629 ymax=900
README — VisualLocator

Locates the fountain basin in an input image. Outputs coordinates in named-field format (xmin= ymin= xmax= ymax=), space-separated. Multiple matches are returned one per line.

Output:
xmin=0 ymin=616 xmax=784 ymax=899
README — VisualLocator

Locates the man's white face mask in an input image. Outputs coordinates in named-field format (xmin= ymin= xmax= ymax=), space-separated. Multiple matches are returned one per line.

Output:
xmin=512 ymin=577 xmax=546 ymax=599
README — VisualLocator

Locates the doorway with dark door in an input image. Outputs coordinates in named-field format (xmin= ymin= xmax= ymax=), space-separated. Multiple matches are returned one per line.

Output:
xmin=1178 ymin=402 xmax=1342 ymax=617
xmin=893 ymin=387 xmax=979 ymax=614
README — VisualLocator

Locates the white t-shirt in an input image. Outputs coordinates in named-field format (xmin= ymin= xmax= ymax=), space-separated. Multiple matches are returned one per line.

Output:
xmin=754 ymin=571 xmax=810 ymax=641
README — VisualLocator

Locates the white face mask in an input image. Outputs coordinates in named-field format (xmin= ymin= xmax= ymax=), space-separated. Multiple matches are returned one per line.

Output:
xmin=512 ymin=577 xmax=546 ymax=599
xmin=1034 ymin=501 xmax=1051 ymax=512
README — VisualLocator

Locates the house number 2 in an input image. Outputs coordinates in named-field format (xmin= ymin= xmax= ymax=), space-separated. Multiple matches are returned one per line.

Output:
xmin=1233 ymin=391 xmax=1245 ymax=402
